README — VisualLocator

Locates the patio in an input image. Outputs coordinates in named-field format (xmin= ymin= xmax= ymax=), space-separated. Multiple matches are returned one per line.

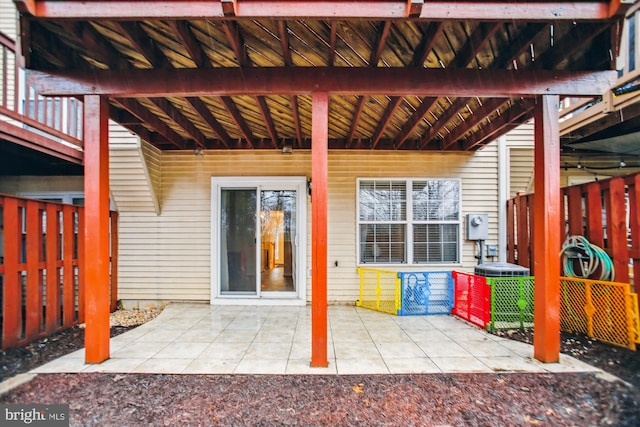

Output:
xmin=31 ymin=303 xmax=600 ymax=376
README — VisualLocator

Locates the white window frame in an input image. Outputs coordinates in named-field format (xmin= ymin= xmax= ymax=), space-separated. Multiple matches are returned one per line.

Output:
xmin=356 ymin=177 xmax=462 ymax=267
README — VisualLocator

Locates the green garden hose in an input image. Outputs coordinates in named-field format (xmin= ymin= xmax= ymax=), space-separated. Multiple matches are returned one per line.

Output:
xmin=560 ymin=235 xmax=615 ymax=281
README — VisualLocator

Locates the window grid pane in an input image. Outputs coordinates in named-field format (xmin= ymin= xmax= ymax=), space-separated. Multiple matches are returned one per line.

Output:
xmin=359 ymin=179 xmax=459 ymax=265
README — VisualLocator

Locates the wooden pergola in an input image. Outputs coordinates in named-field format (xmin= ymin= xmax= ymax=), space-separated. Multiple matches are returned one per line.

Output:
xmin=13 ymin=0 xmax=630 ymax=367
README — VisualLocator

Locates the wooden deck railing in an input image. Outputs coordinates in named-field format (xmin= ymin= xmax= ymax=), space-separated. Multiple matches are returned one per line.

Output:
xmin=0 ymin=194 xmax=118 ymax=350
xmin=559 ymin=7 xmax=640 ymax=135
xmin=507 ymin=172 xmax=640 ymax=290
xmin=0 ymin=31 xmax=83 ymax=148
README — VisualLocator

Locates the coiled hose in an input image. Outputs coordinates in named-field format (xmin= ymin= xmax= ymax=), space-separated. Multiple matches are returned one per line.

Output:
xmin=559 ymin=235 xmax=615 ymax=281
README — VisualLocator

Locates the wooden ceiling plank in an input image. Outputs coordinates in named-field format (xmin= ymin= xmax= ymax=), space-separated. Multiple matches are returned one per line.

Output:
xmin=149 ymin=97 xmax=208 ymax=148
xmin=184 ymin=96 xmax=232 ymax=148
xmin=114 ymin=21 xmax=169 ymax=68
xmin=255 ymin=96 xmax=279 ymax=148
xmin=17 ymin=1 xmax=622 ymax=20
xmin=29 ymin=67 xmax=618 ymax=98
xmin=220 ymin=95 xmax=254 ymax=145
xmin=169 ymin=20 xmax=210 ymax=68
xmin=115 ymin=98 xmax=185 ymax=148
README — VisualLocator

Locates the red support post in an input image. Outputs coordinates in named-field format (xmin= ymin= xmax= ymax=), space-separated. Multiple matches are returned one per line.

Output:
xmin=532 ymin=95 xmax=561 ymax=363
xmin=311 ymin=92 xmax=329 ymax=368
xmin=83 ymin=95 xmax=110 ymax=364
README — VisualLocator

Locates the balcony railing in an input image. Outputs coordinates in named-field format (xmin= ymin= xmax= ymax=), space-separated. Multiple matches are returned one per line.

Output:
xmin=560 ymin=6 xmax=640 ymax=134
xmin=0 ymin=194 xmax=118 ymax=350
xmin=0 ymin=31 xmax=83 ymax=152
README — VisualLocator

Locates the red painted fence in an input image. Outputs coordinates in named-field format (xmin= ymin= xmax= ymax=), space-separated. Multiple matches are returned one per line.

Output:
xmin=507 ymin=172 xmax=640 ymax=292
xmin=0 ymin=194 xmax=118 ymax=350
xmin=452 ymin=271 xmax=491 ymax=329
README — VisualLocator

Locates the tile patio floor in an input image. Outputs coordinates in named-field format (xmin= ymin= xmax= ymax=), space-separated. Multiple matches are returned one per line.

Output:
xmin=31 ymin=303 xmax=601 ymax=376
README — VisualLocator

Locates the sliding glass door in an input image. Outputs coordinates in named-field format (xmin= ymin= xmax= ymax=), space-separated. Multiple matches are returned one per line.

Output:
xmin=212 ymin=177 xmax=306 ymax=302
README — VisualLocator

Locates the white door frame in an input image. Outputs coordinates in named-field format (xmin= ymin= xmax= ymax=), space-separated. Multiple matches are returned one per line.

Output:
xmin=211 ymin=176 xmax=307 ymax=305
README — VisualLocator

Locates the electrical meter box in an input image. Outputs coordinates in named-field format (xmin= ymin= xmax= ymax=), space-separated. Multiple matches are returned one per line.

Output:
xmin=466 ymin=213 xmax=488 ymax=240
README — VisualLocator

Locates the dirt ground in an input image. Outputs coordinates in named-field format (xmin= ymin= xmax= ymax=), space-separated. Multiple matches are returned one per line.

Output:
xmin=1 ymin=320 xmax=639 ymax=426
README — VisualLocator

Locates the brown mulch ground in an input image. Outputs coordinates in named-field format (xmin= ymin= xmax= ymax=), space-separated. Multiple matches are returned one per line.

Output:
xmin=1 ymin=321 xmax=639 ymax=426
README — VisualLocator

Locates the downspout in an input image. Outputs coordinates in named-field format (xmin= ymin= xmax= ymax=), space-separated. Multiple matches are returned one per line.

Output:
xmin=498 ymin=135 xmax=508 ymax=262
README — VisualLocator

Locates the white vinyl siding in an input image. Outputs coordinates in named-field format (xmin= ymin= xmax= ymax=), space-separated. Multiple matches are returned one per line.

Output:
xmin=114 ymin=146 xmax=500 ymax=304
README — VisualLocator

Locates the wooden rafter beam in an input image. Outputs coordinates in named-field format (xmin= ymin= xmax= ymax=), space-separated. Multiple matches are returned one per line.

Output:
xmin=461 ymin=101 xmax=535 ymax=150
xmin=223 ymin=21 xmax=250 ymax=67
xmin=29 ymin=67 xmax=617 ymax=98
xmin=220 ymin=95 xmax=254 ymax=146
xmin=278 ymin=21 xmax=303 ymax=147
xmin=538 ymin=23 xmax=611 ymax=69
xmin=370 ymin=21 xmax=444 ymax=147
xmin=371 ymin=96 xmax=403 ymax=148
xmin=328 ymin=21 xmax=338 ymax=67
xmin=438 ymin=98 xmax=508 ymax=149
xmin=15 ymin=1 xmax=627 ymax=20
xmin=393 ymin=96 xmax=438 ymax=148
xmin=184 ymin=97 xmax=232 ymax=148
xmin=114 ymin=21 xmax=168 ymax=68
xmin=346 ymin=20 xmax=393 ymax=146
xmin=115 ymin=98 xmax=185 ymax=148
xmin=346 ymin=97 xmax=367 ymax=148
xmin=417 ymin=22 xmax=502 ymax=146
xmin=169 ymin=20 xmax=210 ymax=68
xmin=148 ymin=97 xmax=207 ymax=148
xmin=59 ymin=22 xmax=129 ymax=70
xmin=410 ymin=21 xmax=443 ymax=67
xmin=290 ymin=95 xmax=303 ymax=148
xmin=255 ymin=96 xmax=278 ymax=148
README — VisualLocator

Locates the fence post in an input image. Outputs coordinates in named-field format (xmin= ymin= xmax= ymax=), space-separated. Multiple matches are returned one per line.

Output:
xmin=2 ymin=197 xmax=21 ymax=348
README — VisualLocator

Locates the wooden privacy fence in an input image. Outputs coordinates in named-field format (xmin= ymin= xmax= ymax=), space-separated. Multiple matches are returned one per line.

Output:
xmin=0 ymin=194 xmax=118 ymax=350
xmin=507 ymin=171 xmax=640 ymax=290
